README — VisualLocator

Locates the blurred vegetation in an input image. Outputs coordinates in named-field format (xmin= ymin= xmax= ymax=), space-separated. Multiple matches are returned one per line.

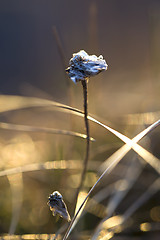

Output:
xmin=0 ymin=1 xmax=160 ymax=239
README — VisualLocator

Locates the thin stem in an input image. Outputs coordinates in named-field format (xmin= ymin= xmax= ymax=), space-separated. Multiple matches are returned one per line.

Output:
xmin=80 ymin=79 xmax=90 ymax=185
xmin=63 ymin=79 xmax=90 ymax=240
xmin=62 ymin=148 xmax=121 ymax=240
xmin=52 ymin=26 xmax=69 ymax=86
xmin=72 ymin=79 xmax=90 ymax=214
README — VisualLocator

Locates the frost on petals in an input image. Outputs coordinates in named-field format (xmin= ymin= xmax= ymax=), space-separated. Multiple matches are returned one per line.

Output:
xmin=66 ymin=50 xmax=108 ymax=83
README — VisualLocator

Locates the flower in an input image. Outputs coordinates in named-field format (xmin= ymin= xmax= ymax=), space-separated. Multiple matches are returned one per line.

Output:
xmin=47 ymin=191 xmax=71 ymax=222
xmin=66 ymin=50 xmax=108 ymax=83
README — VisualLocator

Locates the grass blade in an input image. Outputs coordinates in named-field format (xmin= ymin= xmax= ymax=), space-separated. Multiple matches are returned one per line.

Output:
xmin=0 ymin=160 xmax=100 ymax=177
xmin=92 ymin=178 xmax=160 ymax=240
xmin=0 ymin=122 xmax=95 ymax=141
xmin=63 ymin=120 xmax=160 ymax=239
xmin=1 ymin=95 xmax=159 ymax=174
xmin=7 ymin=173 xmax=23 ymax=235
xmin=98 ymin=119 xmax=160 ymax=174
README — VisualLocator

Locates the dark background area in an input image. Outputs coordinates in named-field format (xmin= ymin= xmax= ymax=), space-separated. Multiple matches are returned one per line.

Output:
xmin=0 ymin=0 xmax=160 ymax=121
xmin=0 ymin=0 xmax=159 ymax=96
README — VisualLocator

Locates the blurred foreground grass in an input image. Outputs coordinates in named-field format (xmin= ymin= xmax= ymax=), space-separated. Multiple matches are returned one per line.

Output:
xmin=0 ymin=95 xmax=159 ymax=240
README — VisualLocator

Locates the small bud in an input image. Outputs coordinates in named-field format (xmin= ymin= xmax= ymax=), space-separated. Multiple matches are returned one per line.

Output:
xmin=66 ymin=50 xmax=108 ymax=83
xmin=47 ymin=191 xmax=71 ymax=222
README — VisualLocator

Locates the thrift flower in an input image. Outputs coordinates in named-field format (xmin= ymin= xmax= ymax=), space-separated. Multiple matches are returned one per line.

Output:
xmin=66 ymin=50 xmax=108 ymax=83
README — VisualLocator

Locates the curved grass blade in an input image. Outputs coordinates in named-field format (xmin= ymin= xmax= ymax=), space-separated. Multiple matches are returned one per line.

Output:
xmin=91 ymin=156 xmax=144 ymax=239
xmin=0 ymin=95 xmax=83 ymax=115
xmin=92 ymin=177 xmax=160 ymax=240
xmin=0 ymin=95 xmax=160 ymax=174
xmin=106 ymin=156 xmax=144 ymax=218
xmin=63 ymin=120 xmax=160 ymax=240
xmin=98 ymin=118 xmax=160 ymax=175
xmin=0 ymin=160 xmax=100 ymax=177
xmin=78 ymin=182 xmax=116 ymax=220
xmin=0 ymin=122 xmax=95 ymax=141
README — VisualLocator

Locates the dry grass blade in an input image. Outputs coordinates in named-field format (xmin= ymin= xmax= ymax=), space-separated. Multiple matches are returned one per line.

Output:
xmin=78 ymin=183 xmax=116 ymax=220
xmin=0 ymin=234 xmax=55 ymax=239
xmin=91 ymin=157 xmax=144 ymax=239
xmin=0 ymin=160 xmax=100 ymax=177
xmin=63 ymin=146 xmax=132 ymax=239
xmin=63 ymin=120 xmax=160 ymax=239
xmin=98 ymin=118 xmax=160 ymax=174
xmin=0 ymin=122 xmax=95 ymax=141
xmin=106 ymin=156 xmax=144 ymax=217
xmin=92 ymin=178 xmax=160 ymax=240
xmin=1 ymin=95 xmax=159 ymax=174
xmin=0 ymin=95 xmax=83 ymax=115
xmin=7 ymin=173 xmax=23 ymax=235
xmin=123 ymin=177 xmax=160 ymax=220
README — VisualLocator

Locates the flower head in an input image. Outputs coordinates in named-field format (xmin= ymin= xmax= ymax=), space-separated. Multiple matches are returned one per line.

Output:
xmin=66 ymin=50 xmax=108 ymax=83
xmin=47 ymin=191 xmax=71 ymax=222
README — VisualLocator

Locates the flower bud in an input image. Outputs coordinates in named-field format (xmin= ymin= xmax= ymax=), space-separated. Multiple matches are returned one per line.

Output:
xmin=48 ymin=191 xmax=71 ymax=222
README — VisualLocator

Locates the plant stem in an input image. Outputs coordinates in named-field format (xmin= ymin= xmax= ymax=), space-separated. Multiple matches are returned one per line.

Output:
xmin=72 ymin=79 xmax=90 ymax=214
xmin=81 ymin=78 xmax=90 ymax=183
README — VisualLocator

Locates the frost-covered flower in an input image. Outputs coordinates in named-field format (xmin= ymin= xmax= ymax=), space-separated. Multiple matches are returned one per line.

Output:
xmin=66 ymin=50 xmax=108 ymax=83
xmin=47 ymin=191 xmax=71 ymax=222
